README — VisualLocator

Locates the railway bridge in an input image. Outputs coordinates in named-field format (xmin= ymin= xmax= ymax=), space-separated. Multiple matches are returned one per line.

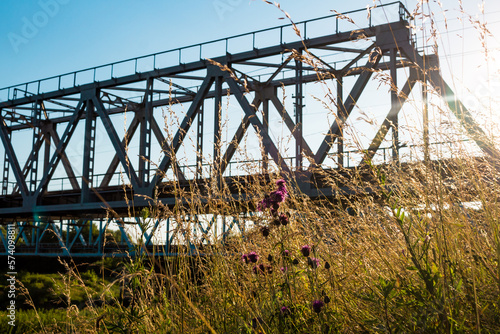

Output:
xmin=1 ymin=2 xmax=497 ymax=257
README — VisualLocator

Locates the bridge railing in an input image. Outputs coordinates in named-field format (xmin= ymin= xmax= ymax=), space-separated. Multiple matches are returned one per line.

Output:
xmin=0 ymin=2 xmax=411 ymax=103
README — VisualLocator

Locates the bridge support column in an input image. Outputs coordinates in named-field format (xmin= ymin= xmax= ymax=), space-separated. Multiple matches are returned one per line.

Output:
xmin=262 ymin=96 xmax=269 ymax=172
xmin=390 ymin=48 xmax=399 ymax=162
xmin=2 ymin=122 xmax=10 ymax=196
xmin=139 ymin=78 xmax=153 ymax=188
xmin=82 ymin=97 xmax=96 ymax=203
xmin=337 ymin=76 xmax=345 ymax=167
xmin=29 ymin=103 xmax=42 ymax=194
xmin=422 ymin=79 xmax=430 ymax=163
xmin=214 ymin=75 xmax=223 ymax=184
xmin=42 ymin=123 xmax=51 ymax=176
xmin=295 ymin=52 xmax=304 ymax=170
xmin=196 ymin=102 xmax=204 ymax=179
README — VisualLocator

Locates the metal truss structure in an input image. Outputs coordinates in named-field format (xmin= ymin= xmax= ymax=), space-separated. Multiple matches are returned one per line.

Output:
xmin=1 ymin=215 xmax=249 ymax=257
xmin=1 ymin=2 xmax=497 ymax=257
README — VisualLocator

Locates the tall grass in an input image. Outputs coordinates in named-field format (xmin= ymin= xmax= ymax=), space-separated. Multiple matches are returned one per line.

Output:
xmin=5 ymin=1 xmax=500 ymax=333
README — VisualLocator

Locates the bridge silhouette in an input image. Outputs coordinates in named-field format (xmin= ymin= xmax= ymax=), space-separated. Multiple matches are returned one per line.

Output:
xmin=1 ymin=2 xmax=497 ymax=257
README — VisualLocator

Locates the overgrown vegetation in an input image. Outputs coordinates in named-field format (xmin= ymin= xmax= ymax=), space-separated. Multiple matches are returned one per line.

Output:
xmin=3 ymin=1 xmax=500 ymax=332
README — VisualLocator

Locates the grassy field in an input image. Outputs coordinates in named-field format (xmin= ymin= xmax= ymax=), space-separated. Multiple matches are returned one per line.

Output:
xmin=3 ymin=1 xmax=500 ymax=333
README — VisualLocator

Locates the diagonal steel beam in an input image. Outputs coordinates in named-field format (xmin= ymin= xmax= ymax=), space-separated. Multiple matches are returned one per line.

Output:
xmin=0 ymin=110 xmax=29 ymax=198
xmin=93 ymin=95 xmax=141 ymax=190
xmin=156 ymin=77 xmax=197 ymax=96
xmin=219 ymin=98 xmax=261 ymax=175
xmin=48 ymin=222 xmax=69 ymax=255
xmin=100 ymin=114 xmax=140 ymax=188
xmin=46 ymin=125 xmax=80 ymax=190
xmin=270 ymin=92 xmax=314 ymax=159
xmin=68 ymin=221 xmax=88 ymax=251
xmin=150 ymin=115 xmax=187 ymax=182
xmin=340 ymin=43 xmax=375 ymax=74
xmin=13 ymin=222 xmax=32 ymax=247
xmin=361 ymin=68 xmax=417 ymax=164
xmin=314 ymin=54 xmax=382 ymax=165
xmin=12 ymin=132 xmax=43 ymax=194
xmin=32 ymin=99 xmax=85 ymax=204
xmin=224 ymin=73 xmax=291 ymax=175
xmin=149 ymin=74 xmax=214 ymax=192
xmin=401 ymin=44 xmax=500 ymax=160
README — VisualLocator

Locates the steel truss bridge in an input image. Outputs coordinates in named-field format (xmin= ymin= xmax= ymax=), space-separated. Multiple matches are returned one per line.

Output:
xmin=1 ymin=2 xmax=498 ymax=257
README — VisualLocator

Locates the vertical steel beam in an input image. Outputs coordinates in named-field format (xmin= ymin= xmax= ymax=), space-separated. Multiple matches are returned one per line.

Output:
xmin=43 ymin=126 xmax=51 ymax=176
xmin=2 ymin=122 xmax=10 ymax=196
xmin=337 ymin=76 xmax=345 ymax=167
xmin=196 ymin=102 xmax=204 ymax=179
xmin=81 ymin=98 xmax=96 ymax=203
xmin=295 ymin=54 xmax=304 ymax=170
xmin=139 ymin=78 xmax=153 ymax=187
xmin=390 ymin=48 xmax=399 ymax=161
xmin=262 ymin=97 xmax=269 ymax=172
xmin=423 ymin=80 xmax=430 ymax=163
xmin=29 ymin=102 xmax=41 ymax=194
xmin=214 ymin=75 xmax=223 ymax=181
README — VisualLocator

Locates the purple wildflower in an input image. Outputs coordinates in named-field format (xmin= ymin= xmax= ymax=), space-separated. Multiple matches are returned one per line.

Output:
xmin=280 ymin=267 xmax=288 ymax=273
xmin=312 ymin=300 xmax=325 ymax=313
xmin=248 ymin=251 xmax=259 ymax=263
xmin=283 ymin=249 xmax=290 ymax=258
xmin=257 ymin=179 xmax=288 ymax=213
xmin=257 ymin=195 xmax=271 ymax=211
xmin=270 ymin=189 xmax=287 ymax=203
xmin=301 ymin=245 xmax=311 ymax=257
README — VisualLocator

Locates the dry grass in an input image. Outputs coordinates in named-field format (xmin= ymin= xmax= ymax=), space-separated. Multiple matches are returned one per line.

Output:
xmin=6 ymin=1 xmax=500 ymax=333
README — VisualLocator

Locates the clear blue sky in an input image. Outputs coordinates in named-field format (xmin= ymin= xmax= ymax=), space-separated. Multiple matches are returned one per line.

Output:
xmin=0 ymin=0 xmax=498 ymax=90
xmin=0 ymin=0 xmax=373 ymax=88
